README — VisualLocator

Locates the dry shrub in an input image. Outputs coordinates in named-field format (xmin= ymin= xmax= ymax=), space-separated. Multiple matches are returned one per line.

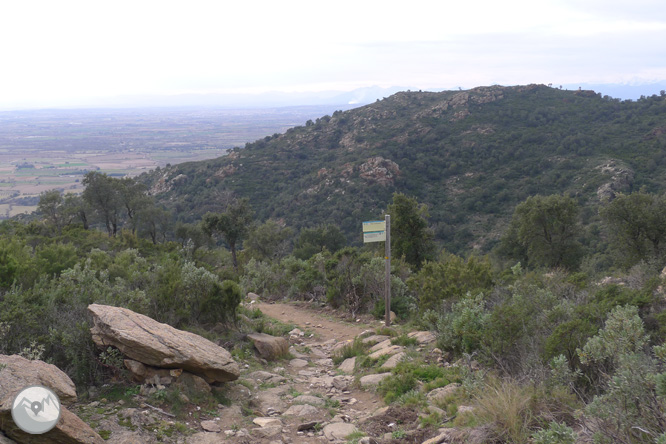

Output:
xmin=472 ymin=377 xmax=578 ymax=444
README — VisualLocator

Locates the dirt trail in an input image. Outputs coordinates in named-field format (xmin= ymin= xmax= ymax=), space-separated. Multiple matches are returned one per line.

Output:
xmin=255 ymin=301 xmax=371 ymax=342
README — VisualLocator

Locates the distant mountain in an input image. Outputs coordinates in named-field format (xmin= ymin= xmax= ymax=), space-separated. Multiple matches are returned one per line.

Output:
xmin=143 ymin=84 xmax=666 ymax=254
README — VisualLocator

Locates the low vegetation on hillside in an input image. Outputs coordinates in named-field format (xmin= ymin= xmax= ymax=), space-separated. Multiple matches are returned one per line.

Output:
xmin=141 ymin=85 xmax=666 ymax=254
xmin=3 ymin=86 xmax=666 ymax=442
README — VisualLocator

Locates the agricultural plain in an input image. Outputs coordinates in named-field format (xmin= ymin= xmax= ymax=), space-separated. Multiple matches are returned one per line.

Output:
xmin=0 ymin=105 xmax=350 ymax=218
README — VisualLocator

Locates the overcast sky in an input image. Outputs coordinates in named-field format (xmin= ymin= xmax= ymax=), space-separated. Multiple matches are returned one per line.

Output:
xmin=1 ymin=0 xmax=665 ymax=109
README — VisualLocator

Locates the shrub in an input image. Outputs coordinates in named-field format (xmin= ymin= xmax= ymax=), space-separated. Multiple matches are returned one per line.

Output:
xmin=437 ymin=293 xmax=489 ymax=354
xmin=531 ymin=422 xmax=576 ymax=444
xmin=332 ymin=337 xmax=367 ymax=365
xmin=576 ymin=305 xmax=666 ymax=443
xmin=408 ymin=253 xmax=493 ymax=313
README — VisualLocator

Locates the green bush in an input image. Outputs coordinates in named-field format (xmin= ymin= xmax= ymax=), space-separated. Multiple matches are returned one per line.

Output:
xmin=437 ymin=293 xmax=489 ymax=354
xmin=408 ymin=253 xmax=493 ymax=313
xmin=531 ymin=422 xmax=576 ymax=444
xmin=577 ymin=305 xmax=666 ymax=443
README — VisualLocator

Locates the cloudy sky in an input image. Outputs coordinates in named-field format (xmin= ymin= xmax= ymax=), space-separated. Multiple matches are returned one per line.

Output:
xmin=1 ymin=0 xmax=665 ymax=109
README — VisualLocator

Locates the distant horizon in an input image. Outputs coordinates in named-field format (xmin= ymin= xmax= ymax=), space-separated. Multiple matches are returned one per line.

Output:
xmin=2 ymin=81 xmax=665 ymax=113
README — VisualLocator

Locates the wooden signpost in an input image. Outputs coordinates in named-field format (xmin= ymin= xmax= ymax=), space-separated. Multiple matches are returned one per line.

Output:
xmin=362 ymin=215 xmax=391 ymax=326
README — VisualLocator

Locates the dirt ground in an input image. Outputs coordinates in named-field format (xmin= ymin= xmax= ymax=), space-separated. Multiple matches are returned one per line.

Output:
xmin=255 ymin=301 xmax=376 ymax=343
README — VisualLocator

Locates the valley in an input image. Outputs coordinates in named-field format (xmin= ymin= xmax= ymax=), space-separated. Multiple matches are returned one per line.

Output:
xmin=0 ymin=105 xmax=355 ymax=218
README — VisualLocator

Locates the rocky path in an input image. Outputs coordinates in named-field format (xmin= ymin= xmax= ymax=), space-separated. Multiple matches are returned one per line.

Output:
xmin=187 ymin=301 xmax=441 ymax=444
xmin=61 ymin=301 xmax=443 ymax=444
xmin=197 ymin=302 xmax=389 ymax=443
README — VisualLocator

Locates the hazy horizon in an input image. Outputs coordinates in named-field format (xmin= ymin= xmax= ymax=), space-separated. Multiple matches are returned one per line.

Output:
xmin=1 ymin=0 xmax=664 ymax=111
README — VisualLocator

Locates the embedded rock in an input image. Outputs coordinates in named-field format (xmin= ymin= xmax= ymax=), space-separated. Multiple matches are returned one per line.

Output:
xmin=380 ymin=351 xmax=405 ymax=370
xmin=88 ymin=304 xmax=239 ymax=383
xmin=283 ymin=404 xmax=319 ymax=416
xmin=338 ymin=357 xmax=356 ymax=373
xmin=426 ymin=383 xmax=461 ymax=404
xmin=323 ymin=423 xmax=358 ymax=441
xmin=359 ymin=373 xmax=392 ymax=389
xmin=246 ymin=333 xmax=289 ymax=360
xmin=407 ymin=331 xmax=436 ymax=345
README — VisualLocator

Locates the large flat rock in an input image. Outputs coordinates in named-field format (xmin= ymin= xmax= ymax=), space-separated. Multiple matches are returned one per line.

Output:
xmin=88 ymin=304 xmax=239 ymax=383
xmin=0 ymin=355 xmax=77 ymax=405
xmin=0 ymin=355 xmax=103 ymax=444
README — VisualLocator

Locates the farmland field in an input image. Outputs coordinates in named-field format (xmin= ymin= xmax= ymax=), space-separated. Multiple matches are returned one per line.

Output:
xmin=0 ymin=105 xmax=352 ymax=218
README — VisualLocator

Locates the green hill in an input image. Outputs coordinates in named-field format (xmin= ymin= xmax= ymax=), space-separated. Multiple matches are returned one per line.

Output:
xmin=143 ymin=84 xmax=666 ymax=254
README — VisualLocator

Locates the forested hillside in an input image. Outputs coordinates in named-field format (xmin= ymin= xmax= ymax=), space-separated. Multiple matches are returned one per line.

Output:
xmin=143 ymin=84 xmax=666 ymax=253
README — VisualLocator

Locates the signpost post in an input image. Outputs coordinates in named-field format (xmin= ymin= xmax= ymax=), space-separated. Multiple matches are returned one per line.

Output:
xmin=362 ymin=216 xmax=391 ymax=326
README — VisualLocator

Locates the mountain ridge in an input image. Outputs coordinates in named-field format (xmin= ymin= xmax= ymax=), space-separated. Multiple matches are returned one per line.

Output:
xmin=143 ymin=84 xmax=666 ymax=254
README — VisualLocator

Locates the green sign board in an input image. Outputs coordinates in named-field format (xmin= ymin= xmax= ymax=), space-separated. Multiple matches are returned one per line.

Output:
xmin=362 ymin=220 xmax=386 ymax=232
xmin=363 ymin=231 xmax=386 ymax=243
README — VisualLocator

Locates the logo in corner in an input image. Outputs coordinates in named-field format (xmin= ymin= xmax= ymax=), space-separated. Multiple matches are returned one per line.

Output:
xmin=11 ymin=385 xmax=61 ymax=434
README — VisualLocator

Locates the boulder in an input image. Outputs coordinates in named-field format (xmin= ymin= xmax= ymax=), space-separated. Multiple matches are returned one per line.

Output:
xmin=88 ymin=304 xmax=239 ymax=383
xmin=251 ymin=425 xmax=281 ymax=438
xmin=246 ymin=333 xmax=289 ymax=360
xmin=200 ymin=420 xmax=221 ymax=432
xmin=369 ymin=339 xmax=392 ymax=352
xmin=323 ymin=422 xmax=358 ymax=441
xmin=380 ymin=352 xmax=406 ymax=370
xmin=407 ymin=331 xmax=436 ymax=345
xmin=253 ymin=417 xmax=282 ymax=427
xmin=289 ymin=358 xmax=308 ymax=368
xmin=368 ymin=345 xmax=403 ymax=360
xmin=250 ymin=392 xmax=287 ymax=416
xmin=123 ymin=359 xmax=180 ymax=384
xmin=283 ymin=404 xmax=319 ymax=416
xmin=173 ymin=372 xmax=212 ymax=394
xmin=338 ymin=357 xmax=356 ymax=373
xmin=359 ymin=373 xmax=392 ymax=389
xmin=361 ymin=335 xmax=390 ymax=346
xmin=426 ymin=383 xmax=461 ymax=404
xmin=0 ymin=397 xmax=104 ymax=444
xmin=0 ymin=355 xmax=77 ymax=405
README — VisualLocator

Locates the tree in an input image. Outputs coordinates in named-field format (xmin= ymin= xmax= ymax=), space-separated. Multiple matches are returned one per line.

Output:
xmin=500 ymin=194 xmax=582 ymax=269
xmin=38 ymin=190 xmax=89 ymax=232
xmin=175 ymin=222 xmax=209 ymax=253
xmin=136 ymin=202 xmax=171 ymax=244
xmin=387 ymin=192 xmax=435 ymax=269
xmin=202 ymin=198 xmax=253 ymax=271
xmin=37 ymin=190 xmax=65 ymax=232
xmin=600 ymin=192 xmax=666 ymax=267
xmin=116 ymin=177 xmax=148 ymax=232
xmin=82 ymin=172 xmax=122 ymax=236
xmin=246 ymin=219 xmax=293 ymax=261
xmin=293 ymin=224 xmax=345 ymax=260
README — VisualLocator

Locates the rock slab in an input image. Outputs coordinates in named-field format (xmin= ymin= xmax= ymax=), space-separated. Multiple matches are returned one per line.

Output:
xmin=246 ymin=333 xmax=289 ymax=360
xmin=323 ymin=422 xmax=358 ymax=441
xmin=88 ymin=304 xmax=239 ymax=383
xmin=0 ymin=355 xmax=103 ymax=444
xmin=0 ymin=355 xmax=77 ymax=405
